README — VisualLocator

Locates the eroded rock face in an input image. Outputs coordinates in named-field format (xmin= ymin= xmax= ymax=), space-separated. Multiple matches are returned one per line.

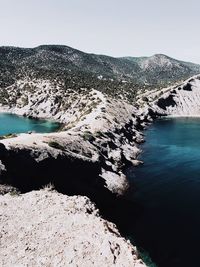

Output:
xmin=0 ymin=92 xmax=148 ymax=196
xmin=0 ymin=189 xmax=145 ymax=267
xmin=0 ymin=141 xmax=104 ymax=197
xmin=138 ymin=75 xmax=200 ymax=117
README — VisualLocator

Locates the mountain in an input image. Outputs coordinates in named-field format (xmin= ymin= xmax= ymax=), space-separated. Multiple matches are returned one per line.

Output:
xmin=0 ymin=45 xmax=200 ymax=102
xmin=0 ymin=45 xmax=139 ymax=84
xmin=122 ymin=54 xmax=200 ymax=84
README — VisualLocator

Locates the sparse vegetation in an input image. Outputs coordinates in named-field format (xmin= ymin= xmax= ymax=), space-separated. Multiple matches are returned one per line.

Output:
xmin=0 ymin=133 xmax=17 ymax=140
xmin=0 ymin=45 xmax=199 ymax=107
xmin=82 ymin=131 xmax=95 ymax=142
xmin=48 ymin=141 xmax=65 ymax=150
xmin=9 ymin=189 xmax=21 ymax=196
xmin=42 ymin=182 xmax=55 ymax=191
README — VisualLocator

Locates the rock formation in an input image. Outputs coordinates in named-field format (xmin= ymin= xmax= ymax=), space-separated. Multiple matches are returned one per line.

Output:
xmin=0 ymin=89 xmax=148 ymax=196
xmin=138 ymin=75 xmax=200 ymax=117
xmin=0 ymin=189 xmax=145 ymax=267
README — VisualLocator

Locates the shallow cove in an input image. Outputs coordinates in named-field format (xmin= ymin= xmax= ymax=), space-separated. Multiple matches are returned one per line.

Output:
xmin=0 ymin=113 xmax=60 ymax=135
xmin=127 ymin=117 xmax=200 ymax=267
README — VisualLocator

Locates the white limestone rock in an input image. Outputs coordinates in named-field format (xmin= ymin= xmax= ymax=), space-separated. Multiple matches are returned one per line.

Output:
xmin=101 ymin=169 xmax=129 ymax=195
xmin=0 ymin=189 xmax=145 ymax=267
xmin=139 ymin=74 xmax=200 ymax=117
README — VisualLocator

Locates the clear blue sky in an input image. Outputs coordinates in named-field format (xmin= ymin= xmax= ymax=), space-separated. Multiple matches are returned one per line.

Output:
xmin=1 ymin=0 xmax=200 ymax=63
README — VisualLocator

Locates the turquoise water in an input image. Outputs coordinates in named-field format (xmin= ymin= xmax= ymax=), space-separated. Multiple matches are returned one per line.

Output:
xmin=0 ymin=113 xmax=60 ymax=135
xmin=127 ymin=118 xmax=200 ymax=267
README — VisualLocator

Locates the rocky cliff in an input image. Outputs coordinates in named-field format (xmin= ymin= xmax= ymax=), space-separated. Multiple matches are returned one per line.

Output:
xmin=137 ymin=74 xmax=200 ymax=117
xmin=0 ymin=84 xmax=150 ymax=196
xmin=0 ymin=188 xmax=145 ymax=267
xmin=0 ymin=82 xmax=150 ymax=266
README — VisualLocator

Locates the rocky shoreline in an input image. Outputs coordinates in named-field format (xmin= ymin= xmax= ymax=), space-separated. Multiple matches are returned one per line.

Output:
xmin=1 ymin=74 xmax=200 ymax=266
xmin=0 ymin=86 xmax=151 ymax=195
xmin=0 ymin=85 xmax=152 ymax=266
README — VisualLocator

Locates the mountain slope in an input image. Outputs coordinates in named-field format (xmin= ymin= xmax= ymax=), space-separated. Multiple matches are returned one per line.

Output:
xmin=143 ymin=74 xmax=200 ymax=116
xmin=122 ymin=54 xmax=200 ymax=85
xmin=1 ymin=45 xmax=200 ymax=94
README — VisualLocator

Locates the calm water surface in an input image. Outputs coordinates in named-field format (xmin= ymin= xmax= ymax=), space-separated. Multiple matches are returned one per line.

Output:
xmin=0 ymin=113 xmax=60 ymax=135
xmin=128 ymin=118 xmax=200 ymax=267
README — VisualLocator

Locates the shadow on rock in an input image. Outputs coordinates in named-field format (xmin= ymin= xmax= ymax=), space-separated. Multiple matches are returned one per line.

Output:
xmin=0 ymin=143 xmax=143 ymax=239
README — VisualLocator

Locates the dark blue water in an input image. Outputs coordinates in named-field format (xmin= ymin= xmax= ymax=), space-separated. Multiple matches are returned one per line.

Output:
xmin=0 ymin=113 xmax=60 ymax=135
xmin=128 ymin=118 xmax=200 ymax=267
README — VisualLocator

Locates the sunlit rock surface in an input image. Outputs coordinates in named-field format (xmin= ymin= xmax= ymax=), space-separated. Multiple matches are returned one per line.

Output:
xmin=0 ymin=189 xmax=145 ymax=267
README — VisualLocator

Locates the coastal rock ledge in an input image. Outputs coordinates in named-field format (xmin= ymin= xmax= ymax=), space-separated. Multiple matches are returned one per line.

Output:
xmin=0 ymin=189 xmax=145 ymax=267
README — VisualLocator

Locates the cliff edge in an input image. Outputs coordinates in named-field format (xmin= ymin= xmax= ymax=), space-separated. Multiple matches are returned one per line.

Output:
xmin=0 ymin=189 xmax=145 ymax=267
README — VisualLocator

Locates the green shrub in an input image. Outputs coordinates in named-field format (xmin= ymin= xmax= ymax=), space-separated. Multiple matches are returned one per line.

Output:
xmin=82 ymin=131 xmax=95 ymax=142
xmin=142 ymin=96 xmax=148 ymax=102
xmin=48 ymin=141 xmax=65 ymax=150
xmin=0 ymin=133 xmax=17 ymax=140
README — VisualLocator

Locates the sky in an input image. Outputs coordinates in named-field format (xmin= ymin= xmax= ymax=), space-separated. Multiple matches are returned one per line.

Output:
xmin=1 ymin=0 xmax=200 ymax=63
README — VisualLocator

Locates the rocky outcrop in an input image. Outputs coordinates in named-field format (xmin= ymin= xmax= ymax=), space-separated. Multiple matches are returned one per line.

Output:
xmin=138 ymin=75 xmax=200 ymax=117
xmin=0 ymin=141 xmax=102 ymax=195
xmin=0 ymin=94 xmax=150 ymax=266
xmin=0 ymin=88 xmax=149 ymax=196
xmin=0 ymin=67 xmax=157 ymax=267
xmin=0 ymin=189 xmax=145 ymax=267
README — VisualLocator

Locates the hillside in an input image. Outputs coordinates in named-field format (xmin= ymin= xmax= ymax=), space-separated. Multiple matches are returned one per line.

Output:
xmin=123 ymin=54 xmax=200 ymax=85
xmin=1 ymin=45 xmax=200 ymax=103
xmin=139 ymin=74 xmax=200 ymax=116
